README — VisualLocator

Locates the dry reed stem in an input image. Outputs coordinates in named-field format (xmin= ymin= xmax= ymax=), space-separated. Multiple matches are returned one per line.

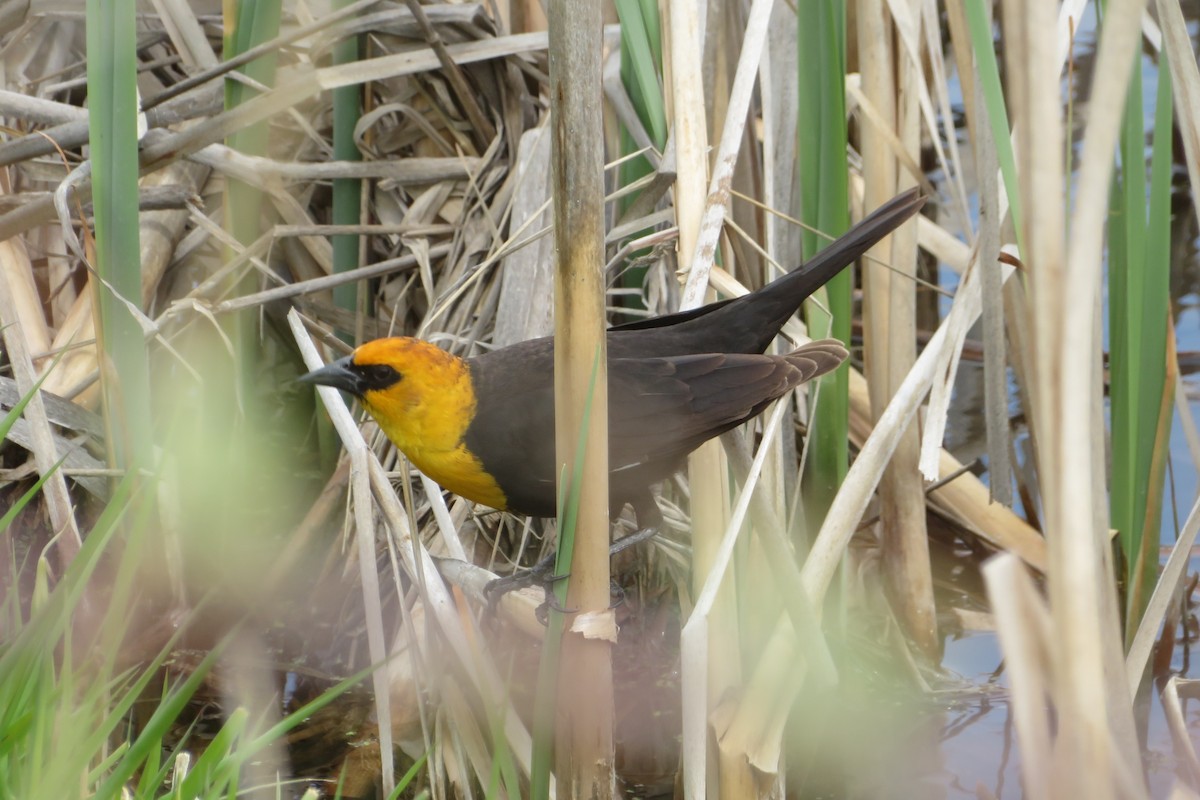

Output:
xmin=0 ymin=223 xmax=82 ymax=566
xmin=196 ymin=145 xmax=482 ymax=183
xmin=1125 ymin=494 xmax=1200 ymax=699
xmin=1005 ymin=0 xmax=1146 ymax=790
xmin=0 ymin=90 xmax=87 ymax=123
xmin=673 ymin=0 xmax=787 ymax=792
xmin=914 ymin=0 xmax=972 ymax=231
xmin=916 ymin=212 xmax=971 ymax=270
xmin=982 ymin=554 xmax=1054 ymax=799
xmin=215 ymin=243 xmax=453 ymax=313
xmin=692 ymin=401 xmax=818 ymax=784
xmin=716 ymin=610 xmax=807 ymax=775
xmin=973 ymin=84 xmax=1013 ymax=506
xmin=494 ymin=126 xmax=553 ymax=347
xmin=41 ymin=158 xmax=210 ymax=401
xmin=1071 ymin=0 xmax=1152 ymax=772
xmin=1 ymin=6 xmax=552 ymax=792
xmin=676 ymin=0 xmax=772 ymax=310
xmin=801 ymin=234 xmax=990 ymax=598
xmin=704 ymin=260 xmax=1047 ymax=570
xmin=1157 ymin=0 xmax=1200 ymax=227
xmin=1007 ymin=0 xmax=1103 ymax=784
xmin=724 ymin=254 xmax=1002 ymax=781
xmin=290 ymin=311 xmax=543 ymax=787
xmin=859 ymin=0 xmax=931 ymax=657
xmin=548 ymin=0 xmax=615 ymax=791
xmin=918 ymin=258 xmax=1005 ymax=477
xmin=148 ymin=0 xmax=218 ymax=69
xmin=1176 ymin=378 xmax=1200 ymax=477
xmin=0 ymin=236 xmax=51 ymax=359
xmin=717 ymin=425 xmax=838 ymax=686
xmin=339 ymin=352 xmax=399 ymax=792
xmin=665 ymin=0 xmax=713 ymax=795
xmin=1163 ymin=678 xmax=1200 ymax=790
xmin=761 ymin=0 xmax=799 ymax=270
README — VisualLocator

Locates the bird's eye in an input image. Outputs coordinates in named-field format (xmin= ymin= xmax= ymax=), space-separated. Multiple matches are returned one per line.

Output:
xmin=359 ymin=364 xmax=401 ymax=390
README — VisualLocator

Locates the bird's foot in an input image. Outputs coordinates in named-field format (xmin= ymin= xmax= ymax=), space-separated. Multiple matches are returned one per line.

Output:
xmin=611 ymin=524 xmax=659 ymax=556
xmin=484 ymin=559 xmax=574 ymax=625
xmin=606 ymin=525 xmax=658 ymax=612
xmin=483 ymin=550 xmax=567 ymax=606
xmin=483 ymin=525 xmax=660 ymax=623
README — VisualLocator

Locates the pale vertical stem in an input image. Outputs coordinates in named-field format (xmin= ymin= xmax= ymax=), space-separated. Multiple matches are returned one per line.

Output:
xmin=880 ymin=3 xmax=936 ymax=656
xmin=1095 ymin=291 xmax=1141 ymax=762
xmin=857 ymin=0 xmax=896 ymax=416
xmin=40 ymin=226 xmax=75 ymax=331
xmin=974 ymin=83 xmax=1013 ymax=507
xmin=667 ymin=0 xmax=713 ymax=797
xmin=668 ymin=0 xmax=708 ymax=270
xmin=756 ymin=0 xmax=797 ymax=654
xmin=501 ymin=0 xmax=547 ymax=32
xmin=292 ymin=313 xmax=542 ymax=783
xmin=687 ymin=3 xmax=733 ymax=707
xmin=761 ymin=0 xmax=801 ymax=294
xmin=741 ymin=0 xmax=795 ymax=721
xmin=1002 ymin=2 xmax=1081 ymax=786
xmin=0 ymin=252 xmax=83 ymax=566
xmin=687 ymin=9 xmax=741 ymax=795
xmin=548 ymin=0 xmax=614 ymax=794
xmin=40 ymin=160 xmax=209 ymax=403
xmin=859 ymin=0 xmax=935 ymax=653
xmin=983 ymin=555 xmax=1054 ymax=798
xmin=953 ymin=0 xmax=1042 ymax=499
xmin=1002 ymin=0 xmax=1146 ymax=791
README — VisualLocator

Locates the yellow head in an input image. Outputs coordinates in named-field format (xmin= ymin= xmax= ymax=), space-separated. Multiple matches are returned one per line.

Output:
xmin=298 ymin=337 xmax=507 ymax=509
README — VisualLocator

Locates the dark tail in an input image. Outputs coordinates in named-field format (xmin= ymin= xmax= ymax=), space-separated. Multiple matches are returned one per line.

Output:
xmin=735 ymin=187 xmax=926 ymax=351
xmin=781 ymin=188 xmax=926 ymax=304
xmin=612 ymin=188 xmax=926 ymax=355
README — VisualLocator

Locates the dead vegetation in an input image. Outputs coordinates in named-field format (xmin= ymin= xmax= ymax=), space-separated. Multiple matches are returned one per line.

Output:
xmin=1 ymin=1 xmax=1199 ymax=798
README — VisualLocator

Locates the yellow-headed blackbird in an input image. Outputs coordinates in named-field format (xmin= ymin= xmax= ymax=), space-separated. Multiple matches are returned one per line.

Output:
xmin=300 ymin=190 xmax=924 ymax=529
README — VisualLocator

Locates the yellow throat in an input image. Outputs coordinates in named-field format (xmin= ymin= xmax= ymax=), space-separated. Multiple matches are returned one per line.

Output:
xmin=353 ymin=338 xmax=508 ymax=510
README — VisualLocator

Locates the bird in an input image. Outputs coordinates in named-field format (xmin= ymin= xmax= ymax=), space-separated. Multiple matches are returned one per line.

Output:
xmin=299 ymin=189 xmax=924 ymax=552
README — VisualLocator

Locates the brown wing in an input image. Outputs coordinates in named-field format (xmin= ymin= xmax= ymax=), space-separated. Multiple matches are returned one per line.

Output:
xmin=607 ymin=339 xmax=847 ymax=470
xmin=463 ymin=338 xmax=846 ymax=517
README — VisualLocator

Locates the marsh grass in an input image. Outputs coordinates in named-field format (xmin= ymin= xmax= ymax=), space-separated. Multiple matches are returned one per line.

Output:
xmin=0 ymin=0 xmax=1196 ymax=797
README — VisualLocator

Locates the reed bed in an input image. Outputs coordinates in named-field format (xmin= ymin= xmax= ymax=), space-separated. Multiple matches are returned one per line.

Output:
xmin=0 ymin=1 xmax=1197 ymax=798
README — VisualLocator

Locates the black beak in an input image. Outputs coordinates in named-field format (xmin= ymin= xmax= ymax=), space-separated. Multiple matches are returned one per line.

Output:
xmin=297 ymin=356 xmax=365 ymax=397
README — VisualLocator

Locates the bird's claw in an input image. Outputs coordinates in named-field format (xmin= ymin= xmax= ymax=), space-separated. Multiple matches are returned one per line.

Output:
xmin=483 ymin=550 xmax=569 ymax=616
xmin=611 ymin=525 xmax=659 ymax=555
xmin=483 ymin=526 xmax=660 ymax=624
xmin=534 ymin=591 xmax=576 ymax=625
